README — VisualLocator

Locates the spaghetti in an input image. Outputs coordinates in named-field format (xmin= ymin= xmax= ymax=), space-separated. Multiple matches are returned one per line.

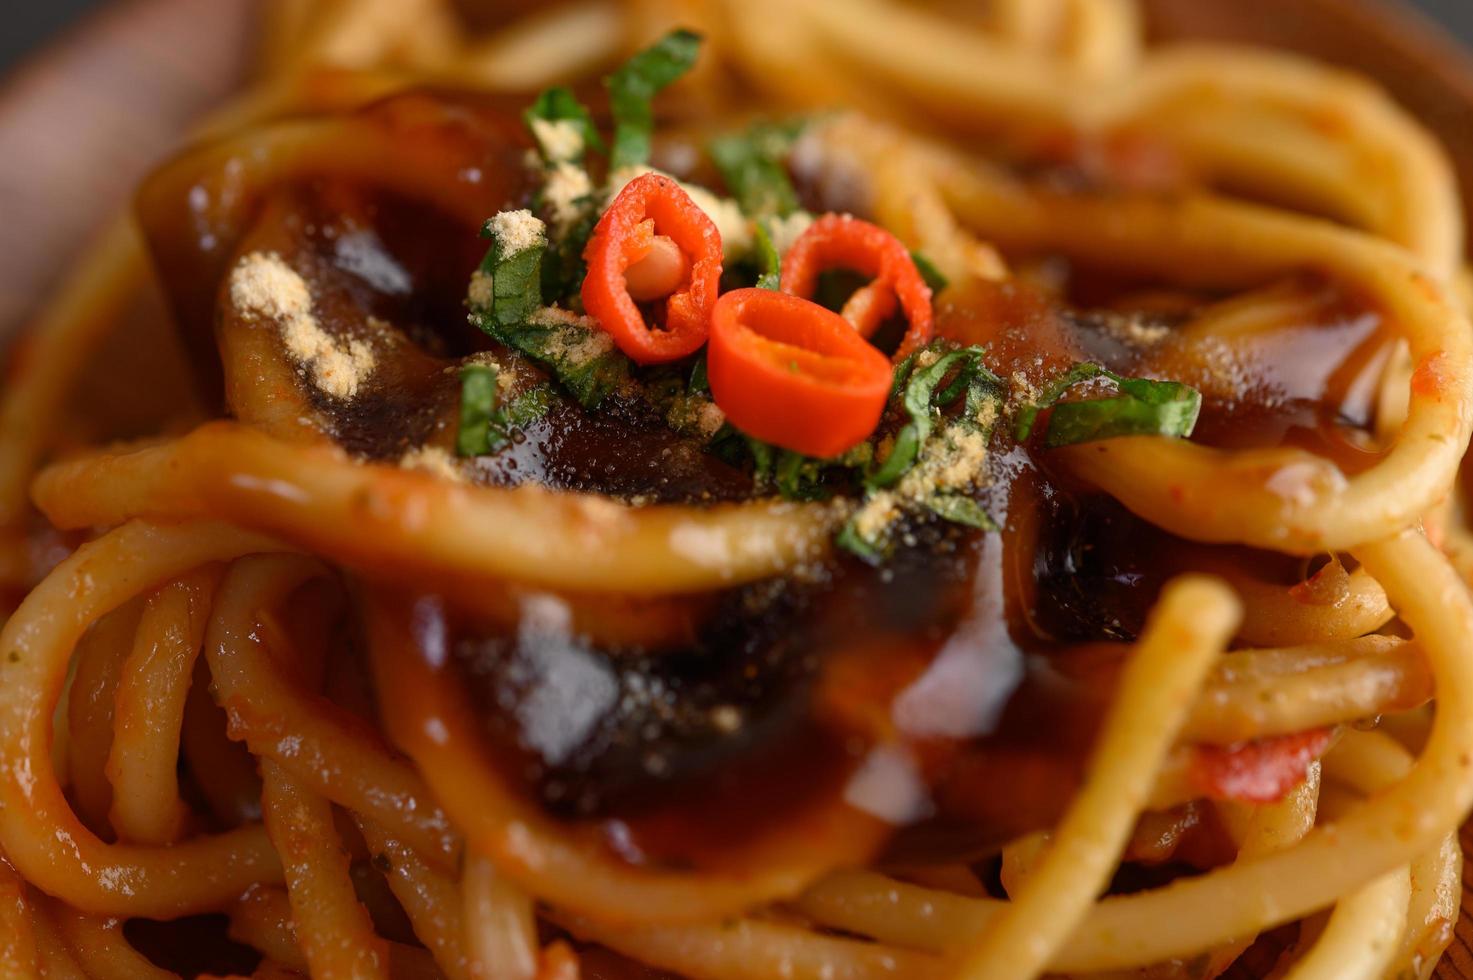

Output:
xmin=2 ymin=1 xmax=1473 ymax=978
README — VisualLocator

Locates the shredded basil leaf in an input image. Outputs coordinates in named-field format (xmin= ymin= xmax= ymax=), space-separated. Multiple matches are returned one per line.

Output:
xmin=708 ymin=121 xmax=804 ymax=219
xmin=925 ymin=494 xmax=998 ymax=531
xmin=456 ymin=365 xmax=500 ymax=457
xmin=473 ymin=216 xmax=547 ymax=331
xmin=524 ymin=87 xmax=604 ymax=161
xmin=835 ymin=519 xmax=886 ymax=563
xmin=688 ymin=352 xmax=711 ymax=395
xmin=606 ymin=29 xmax=702 ymax=171
xmin=1045 ymin=379 xmax=1201 ymax=447
xmin=868 ymin=347 xmax=1003 ymax=489
xmin=502 ymin=383 xmax=557 ymax=428
xmin=753 ymin=222 xmax=782 ymax=290
xmin=1013 ymin=363 xmax=1201 ymax=447
xmin=484 ymin=314 xmax=629 ymax=410
xmin=910 ymin=251 xmax=949 ymax=293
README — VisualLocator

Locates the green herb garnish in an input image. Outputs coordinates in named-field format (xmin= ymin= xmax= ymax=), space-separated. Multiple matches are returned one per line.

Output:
xmin=910 ymin=251 xmax=949 ymax=293
xmin=868 ymin=347 xmax=1004 ymax=489
xmin=925 ymin=494 xmax=999 ymax=531
xmin=753 ymin=222 xmax=782 ymax=290
xmin=1014 ymin=363 xmax=1201 ymax=447
xmin=524 ymin=87 xmax=604 ymax=162
xmin=607 ymin=29 xmax=703 ymax=171
xmin=708 ymin=120 xmax=805 ymax=219
xmin=1045 ymin=377 xmax=1201 ymax=447
xmin=456 ymin=365 xmax=500 ymax=457
xmin=484 ymin=312 xmax=629 ymax=410
xmin=472 ymin=213 xmax=547 ymax=331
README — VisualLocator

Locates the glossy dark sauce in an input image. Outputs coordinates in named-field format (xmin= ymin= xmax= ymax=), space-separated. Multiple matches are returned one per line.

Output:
xmin=138 ymin=92 xmax=1398 ymax=870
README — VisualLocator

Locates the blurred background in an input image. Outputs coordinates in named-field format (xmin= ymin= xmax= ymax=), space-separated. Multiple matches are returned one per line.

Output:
xmin=3 ymin=0 xmax=1472 ymax=73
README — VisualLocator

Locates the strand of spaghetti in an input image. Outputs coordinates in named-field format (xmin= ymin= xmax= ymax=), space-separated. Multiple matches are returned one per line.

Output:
xmin=1321 ymin=730 xmax=1462 ymax=974
xmin=801 ymin=113 xmax=1008 ymax=285
xmin=0 ymin=861 xmax=38 ymax=979
xmin=954 ymin=576 xmax=1240 ymax=980
xmin=712 ymin=0 xmax=929 ymax=119
xmin=791 ymin=2 xmax=1459 ymax=275
xmin=65 ymin=598 xmax=143 ymax=838
xmin=1109 ymin=46 xmax=1461 ymax=276
xmin=798 ymin=531 xmax=1473 ymax=970
xmin=31 ymin=900 xmax=88 ymax=980
xmin=462 ymin=853 xmax=538 ymax=980
xmin=1199 ymin=765 xmax=1321 ymax=975
xmin=181 ymin=663 xmax=265 ymax=828
xmin=1182 ymin=637 xmax=1430 ymax=743
xmin=1062 ymin=0 xmax=1142 ymax=78
xmin=365 ymin=587 xmax=889 ymax=926
xmin=549 ymin=910 xmax=946 ymax=980
xmin=259 ymin=0 xmax=320 ymax=74
xmin=229 ymin=886 xmax=309 ymax=971
xmin=1272 ymin=732 xmax=1432 ymax=980
xmin=203 ymin=563 xmax=459 ymax=866
xmin=32 ymin=423 xmax=837 ymax=595
xmin=1281 ymin=867 xmax=1410 ymax=980
xmin=229 ymin=884 xmax=445 ymax=980
xmin=1213 ymin=560 xmax=1391 ymax=647
xmin=295 ymin=0 xmax=454 ymax=69
xmin=0 ymin=521 xmax=288 ymax=916
xmin=260 ymin=757 xmax=390 ymax=979
xmin=923 ymin=172 xmax=1473 ymax=553
xmin=354 ymin=817 xmax=473 ymax=980
xmin=43 ymin=898 xmax=174 ymax=980
xmin=458 ymin=0 xmax=621 ymax=89
xmin=992 ymin=0 xmax=1063 ymax=53
xmin=0 ymin=218 xmax=146 ymax=531
xmin=105 ymin=567 xmax=220 ymax=845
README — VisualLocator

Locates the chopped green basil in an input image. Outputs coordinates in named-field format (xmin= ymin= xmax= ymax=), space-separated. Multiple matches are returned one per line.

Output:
xmin=474 ymin=215 xmax=547 ymax=331
xmin=708 ymin=121 xmax=804 ymax=219
xmin=606 ymin=29 xmax=703 ymax=171
xmin=524 ymin=87 xmax=604 ymax=162
xmin=1013 ymin=363 xmax=1201 ymax=447
xmin=910 ymin=251 xmax=949 ymax=293
xmin=484 ymin=313 xmax=629 ymax=410
xmin=835 ymin=519 xmax=886 ymax=564
xmin=753 ymin=222 xmax=782 ymax=290
xmin=868 ymin=346 xmax=1003 ymax=489
xmin=456 ymin=365 xmax=500 ymax=457
xmin=688 ymin=352 xmax=711 ymax=395
xmin=1045 ymin=378 xmax=1201 ymax=447
xmin=925 ymin=494 xmax=998 ymax=531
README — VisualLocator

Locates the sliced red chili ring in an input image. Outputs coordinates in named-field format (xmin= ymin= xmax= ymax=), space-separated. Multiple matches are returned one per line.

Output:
xmin=582 ymin=173 xmax=723 ymax=364
xmin=781 ymin=214 xmax=934 ymax=361
xmin=706 ymin=288 xmax=892 ymax=458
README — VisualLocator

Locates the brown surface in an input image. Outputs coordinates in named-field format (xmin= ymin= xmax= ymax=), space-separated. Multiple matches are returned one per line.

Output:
xmin=2 ymin=0 xmax=1473 ymax=976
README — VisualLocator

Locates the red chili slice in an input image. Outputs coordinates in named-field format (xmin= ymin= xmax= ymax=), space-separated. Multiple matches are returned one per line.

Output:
xmin=780 ymin=214 xmax=934 ymax=361
xmin=582 ymin=173 xmax=723 ymax=364
xmin=706 ymin=288 xmax=892 ymax=458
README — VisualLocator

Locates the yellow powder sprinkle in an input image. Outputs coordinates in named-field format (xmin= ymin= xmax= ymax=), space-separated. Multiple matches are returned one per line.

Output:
xmin=229 ymin=252 xmax=375 ymax=400
xmin=488 ymin=209 xmax=547 ymax=255
xmin=530 ymin=118 xmax=585 ymax=163
xmin=767 ymin=211 xmax=815 ymax=255
xmin=544 ymin=163 xmax=594 ymax=231
xmin=399 ymin=446 xmax=466 ymax=483
xmin=468 ymin=270 xmax=495 ymax=309
xmin=527 ymin=306 xmax=615 ymax=365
